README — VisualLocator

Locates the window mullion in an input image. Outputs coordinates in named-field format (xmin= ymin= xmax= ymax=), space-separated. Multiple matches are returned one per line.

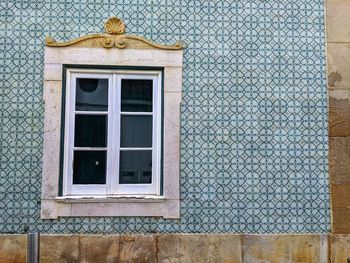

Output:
xmin=111 ymin=73 xmax=121 ymax=194
xmin=106 ymin=75 xmax=114 ymax=195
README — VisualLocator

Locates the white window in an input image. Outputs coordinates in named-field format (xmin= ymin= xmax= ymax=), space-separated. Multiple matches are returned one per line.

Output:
xmin=63 ymin=70 xmax=162 ymax=196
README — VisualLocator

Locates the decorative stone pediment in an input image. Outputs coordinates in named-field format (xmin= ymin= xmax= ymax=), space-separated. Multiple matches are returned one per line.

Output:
xmin=45 ymin=17 xmax=183 ymax=50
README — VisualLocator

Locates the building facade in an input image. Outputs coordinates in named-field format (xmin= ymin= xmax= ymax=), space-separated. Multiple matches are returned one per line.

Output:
xmin=0 ymin=0 xmax=349 ymax=262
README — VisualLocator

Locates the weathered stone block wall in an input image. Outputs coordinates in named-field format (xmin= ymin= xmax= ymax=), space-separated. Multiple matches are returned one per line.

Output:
xmin=327 ymin=0 xmax=350 ymax=233
xmin=0 ymin=234 xmax=333 ymax=263
xmin=2 ymin=234 xmax=350 ymax=262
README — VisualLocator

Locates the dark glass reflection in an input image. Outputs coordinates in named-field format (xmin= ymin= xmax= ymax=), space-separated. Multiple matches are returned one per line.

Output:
xmin=119 ymin=150 xmax=152 ymax=184
xmin=73 ymin=151 xmax=106 ymax=184
xmin=121 ymin=79 xmax=153 ymax=112
xmin=120 ymin=115 xmax=152 ymax=147
xmin=74 ymin=115 xmax=107 ymax=147
xmin=76 ymin=78 xmax=108 ymax=111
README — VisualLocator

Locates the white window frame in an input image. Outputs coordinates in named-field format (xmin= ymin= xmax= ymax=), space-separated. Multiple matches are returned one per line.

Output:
xmin=63 ymin=70 xmax=162 ymax=196
xmin=41 ymin=46 xmax=183 ymax=219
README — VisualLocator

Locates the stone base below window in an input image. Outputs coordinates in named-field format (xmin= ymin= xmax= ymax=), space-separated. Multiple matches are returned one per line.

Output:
xmin=2 ymin=234 xmax=347 ymax=262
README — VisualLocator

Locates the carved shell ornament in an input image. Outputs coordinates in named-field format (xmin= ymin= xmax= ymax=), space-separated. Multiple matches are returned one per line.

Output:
xmin=104 ymin=17 xmax=125 ymax=35
xmin=45 ymin=17 xmax=183 ymax=50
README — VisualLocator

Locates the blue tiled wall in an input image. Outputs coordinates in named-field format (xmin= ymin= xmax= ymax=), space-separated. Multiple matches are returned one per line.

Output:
xmin=0 ymin=0 xmax=329 ymax=233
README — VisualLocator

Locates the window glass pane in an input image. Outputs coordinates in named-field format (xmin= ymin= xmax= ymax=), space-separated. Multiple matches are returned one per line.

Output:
xmin=74 ymin=115 xmax=107 ymax=147
xmin=119 ymin=150 xmax=152 ymax=184
xmin=76 ymin=78 xmax=108 ymax=111
xmin=73 ymin=151 xmax=106 ymax=184
xmin=120 ymin=115 xmax=152 ymax=147
xmin=121 ymin=79 xmax=153 ymax=112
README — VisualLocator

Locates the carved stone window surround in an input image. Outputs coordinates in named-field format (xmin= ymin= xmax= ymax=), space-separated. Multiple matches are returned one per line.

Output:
xmin=41 ymin=17 xmax=183 ymax=219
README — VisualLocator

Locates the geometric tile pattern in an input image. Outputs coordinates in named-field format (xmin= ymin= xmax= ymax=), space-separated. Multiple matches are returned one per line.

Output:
xmin=0 ymin=0 xmax=330 ymax=233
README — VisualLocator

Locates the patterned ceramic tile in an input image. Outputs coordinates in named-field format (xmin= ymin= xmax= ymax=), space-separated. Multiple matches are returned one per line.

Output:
xmin=0 ymin=0 xmax=329 ymax=233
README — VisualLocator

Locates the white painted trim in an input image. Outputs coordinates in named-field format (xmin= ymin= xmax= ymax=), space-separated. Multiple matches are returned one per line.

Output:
xmin=64 ymin=71 xmax=161 ymax=196
xmin=110 ymin=73 xmax=118 ymax=195
xmin=121 ymin=112 xmax=153 ymax=115
xmin=74 ymin=111 xmax=109 ymax=115
xmin=64 ymin=72 xmax=112 ymax=196
xmin=41 ymin=46 xmax=183 ymax=219
xmin=115 ymin=73 xmax=161 ymax=195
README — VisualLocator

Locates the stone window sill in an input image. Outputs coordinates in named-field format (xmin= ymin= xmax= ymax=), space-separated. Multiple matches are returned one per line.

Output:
xmin=42 ymin=197 xmax=179 ymax=218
